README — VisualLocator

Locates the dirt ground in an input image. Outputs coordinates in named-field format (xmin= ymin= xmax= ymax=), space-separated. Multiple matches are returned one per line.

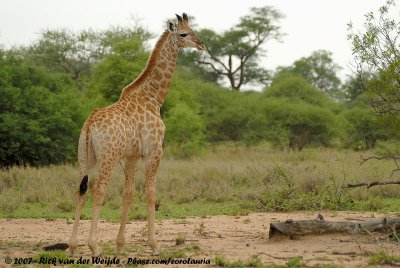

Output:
xmin=0 ymin=211 xmax=399 ymax=267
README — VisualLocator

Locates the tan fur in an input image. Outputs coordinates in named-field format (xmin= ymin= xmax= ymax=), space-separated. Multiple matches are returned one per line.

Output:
xmin=120 ymin=31 xmax=170 ymax=98
xmin=68 ymin=14 xmax=205 ymax=257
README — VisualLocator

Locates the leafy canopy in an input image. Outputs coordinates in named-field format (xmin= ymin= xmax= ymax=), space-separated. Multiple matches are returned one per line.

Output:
xmin=195 ymin=6 xmax=284 ymax=91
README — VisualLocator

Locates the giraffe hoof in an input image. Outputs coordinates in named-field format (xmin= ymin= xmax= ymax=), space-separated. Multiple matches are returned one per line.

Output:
xmin=116 ymin=245 xmax=124 ymax=253
xmin=69 ymin=248 xmax=76 ymax=257
xmin=92 ymin=250 xmax=102 ymax=257
xmin=152 ymin=249 xmax=160 ymax=256
xmin=68 ymin=242 xmax=77 ymax=257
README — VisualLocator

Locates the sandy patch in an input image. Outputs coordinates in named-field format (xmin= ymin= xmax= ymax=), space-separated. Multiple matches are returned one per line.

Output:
xmin=0 ymin=211 xmax=399 ymax=267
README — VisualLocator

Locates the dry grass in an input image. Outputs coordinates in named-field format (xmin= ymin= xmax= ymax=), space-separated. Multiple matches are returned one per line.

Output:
xmin=0 ymin=143 xmax=399 ymax=218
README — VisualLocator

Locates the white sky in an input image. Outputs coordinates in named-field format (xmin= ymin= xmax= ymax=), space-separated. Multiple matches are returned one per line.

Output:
xmin=0 ymin=0 xmax=390 ymax=80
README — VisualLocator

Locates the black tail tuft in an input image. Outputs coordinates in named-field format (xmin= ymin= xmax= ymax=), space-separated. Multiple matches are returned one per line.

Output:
xmin=79 ymin=175 xmax=88 ymax=195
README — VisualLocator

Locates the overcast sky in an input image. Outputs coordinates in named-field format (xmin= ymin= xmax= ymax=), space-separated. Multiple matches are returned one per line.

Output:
xmin=0 ymin=0 xmax=390 ymax=80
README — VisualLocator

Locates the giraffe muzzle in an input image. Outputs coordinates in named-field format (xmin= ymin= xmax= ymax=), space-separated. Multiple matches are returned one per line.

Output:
xmin=196 ymin=42 xmax=206 ymax=51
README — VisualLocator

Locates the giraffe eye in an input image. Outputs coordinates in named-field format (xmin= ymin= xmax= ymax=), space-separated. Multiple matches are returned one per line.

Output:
xmin=179 ymin=33 xmax=188 ymax=38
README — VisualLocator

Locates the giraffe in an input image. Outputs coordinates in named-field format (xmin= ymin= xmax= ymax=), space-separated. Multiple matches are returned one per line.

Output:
xmin=68 ymin=13 xmax=205 ymax=256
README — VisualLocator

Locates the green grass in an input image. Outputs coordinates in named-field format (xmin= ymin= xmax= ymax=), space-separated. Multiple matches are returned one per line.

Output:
xmin=214 ymin=255 xmax=264 ymax=268
xmin=159 ymin=244 xmax=201 ymax=259
xmin=1 ymin=144 xmax=400 ymax=220
xmin=368 ymin=250 xmax=400 ymax=266
xmin=175 ymin=235 xmax=186 ymax=245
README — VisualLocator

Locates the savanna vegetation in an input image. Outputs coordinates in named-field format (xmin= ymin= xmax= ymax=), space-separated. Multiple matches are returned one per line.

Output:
xmin=1 ymin=2 xmax=400 ymax=220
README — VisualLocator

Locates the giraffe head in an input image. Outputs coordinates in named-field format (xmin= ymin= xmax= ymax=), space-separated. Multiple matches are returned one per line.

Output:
xmin=167 ymin=13 xmax=206 ymax=51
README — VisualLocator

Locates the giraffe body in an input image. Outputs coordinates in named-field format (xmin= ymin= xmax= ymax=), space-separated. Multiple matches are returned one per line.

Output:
xmin=68 ymin=13 xmax=205 ymax=256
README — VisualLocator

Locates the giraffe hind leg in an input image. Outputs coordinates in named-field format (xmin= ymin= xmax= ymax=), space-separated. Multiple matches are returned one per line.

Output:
xmin=69 ymin=175 xmax=89 ymax=256
xmin=88 ymin=160 xmax=116 ymax=256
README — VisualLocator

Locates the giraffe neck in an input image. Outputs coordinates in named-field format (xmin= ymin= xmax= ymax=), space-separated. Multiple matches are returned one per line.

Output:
xmin=120 ymin=31 xmax=179 ymax=107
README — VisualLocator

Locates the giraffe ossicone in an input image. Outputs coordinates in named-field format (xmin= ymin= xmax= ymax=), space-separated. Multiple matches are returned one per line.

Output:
xmin=68 ymin=13 xmax=205 ymax=256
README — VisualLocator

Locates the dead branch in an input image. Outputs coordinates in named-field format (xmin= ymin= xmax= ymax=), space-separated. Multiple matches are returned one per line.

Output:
xmin=269 ymin=216 xmax=400 ymax=239
xmin=342 ymin=181 xmax=400 ymax=189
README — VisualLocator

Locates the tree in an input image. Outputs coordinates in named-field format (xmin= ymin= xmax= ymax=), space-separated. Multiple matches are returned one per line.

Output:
xmin=262 ymin=77 xmax=336 ymax=150
xmin=260 ymin=99 xmax=335 ymax=150
xmin=348 ymin=0 xmax=400 ymax=114
xmin=341 ymin=105 xmax=389 ymax=149
xmin=87 ymin=37 xmax=148 ymax=103
xmin=0 ymin=49 xmax=85 ymax=167
xmin=163 ymin=103 xmax=205 ymax=158
xmin=342 ymin=72 xmax=372 ymax=101
xmin=274 ymin=50 xmax=343 ymax=100
xmin=27 ymin=22 xmax=152 ymax=90
xmin=265 ymin=75 xmax=330 ymax=107
xmin=27 ymin=29 xmax=101 ymax=90
xmin=348 ymin=0 xmax=400 ymax=168
xmin=195 ymin=6 xmax=284 ymax=90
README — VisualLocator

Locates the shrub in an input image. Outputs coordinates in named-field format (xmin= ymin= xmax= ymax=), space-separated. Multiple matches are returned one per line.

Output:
xmin=0 ymin=53 xmax=86 ymax=167
xmin=341 ymin=105 xmax=389 ymax=149
xmin=261 ymin=99 xmax=336 ymax=150
xmin=164 ymin=103 xmax=205 ymax=158
xmin=264 ymin=75 xmax=330 ymax=107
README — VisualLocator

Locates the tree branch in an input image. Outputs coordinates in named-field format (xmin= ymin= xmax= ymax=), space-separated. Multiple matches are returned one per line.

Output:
xmin=195 ymin=59 xmax=227 ymax=75
xmin=342 ymin=181 xmax=400 ymax=189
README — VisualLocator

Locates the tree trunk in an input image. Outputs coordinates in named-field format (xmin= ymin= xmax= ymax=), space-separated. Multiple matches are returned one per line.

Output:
xmin=269 ymin=216 xmax=400 ymax=239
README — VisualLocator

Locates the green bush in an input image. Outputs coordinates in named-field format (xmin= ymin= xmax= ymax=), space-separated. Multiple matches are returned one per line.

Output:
xmin=164 ymin=103 xmax=205 ymax=158
xmin=341 ymin=105 xmax=389 ymax=149
xmin=0 ymin=52 xmax=86 ymax=167
xmin=87 ymin=38 xmax=149 ymax=103
xmin=260 ymin=99 xmax=336 ymax=150
xmin=264 ymin=75 xmax=330 ymax=106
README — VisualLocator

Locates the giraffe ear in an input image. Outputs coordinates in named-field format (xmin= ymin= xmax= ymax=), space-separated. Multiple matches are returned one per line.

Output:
xmin=167 ymin=21 xmax=175 ymax=32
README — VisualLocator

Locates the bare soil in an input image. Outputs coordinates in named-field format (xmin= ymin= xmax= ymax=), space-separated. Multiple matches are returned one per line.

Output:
xmin=0 ymin=211 xmax=399 ymax=267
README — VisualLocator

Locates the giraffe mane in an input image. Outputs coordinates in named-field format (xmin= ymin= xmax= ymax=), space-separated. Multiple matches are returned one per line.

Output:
xmin=120 ymin=31 xmax=170 ymax=98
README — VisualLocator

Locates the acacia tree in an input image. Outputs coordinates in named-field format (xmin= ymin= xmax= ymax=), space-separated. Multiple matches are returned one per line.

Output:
xmin=27 ymin=21 xmax=152 ymax=90
xmin=195 ymin=6 xmax=284 ymax=91
xmin=348 ymin=0 xmax=400 ymax=169
xmin=348 ymin=0 xmax=400 ymax=114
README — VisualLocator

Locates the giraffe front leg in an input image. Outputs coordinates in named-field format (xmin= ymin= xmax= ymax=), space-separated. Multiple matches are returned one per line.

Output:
xmin=116 ymin=156 xmax=139 ymax=252
xmin=145 ymin=151 xmax=162 ymax=255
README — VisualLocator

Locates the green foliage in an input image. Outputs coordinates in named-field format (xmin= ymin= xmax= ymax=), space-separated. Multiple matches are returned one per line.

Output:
xmin=274 ymin=50 xmax=343 ymax=100
xmin=285 ymin=257 xmax=304 ymax=268
xmin=195 ymin=6 xmax=283 ymax=90
xmin=0 ymin=7 xmax=395 ymax=166
xmin=341 ymin=105 xmax=389 ymax=149
xmin=347 ymin=1 xmax=400 ymax=158
xmin=342 ymin=72 xmax=371 ymax=101
xmin=164 ymin=103 xmax=205 ymax=158
xmin=263 ymin=99 xmax=335 ymax=150
xmin=87 ymin=38 xmax=148 ymax=103
xmin=1 ymin=146 xmax=399 ymax=219
xmin=0 ymin=50 xmax=86 ymax=167
xmin=265 ymin=75 xmax=330 ymax=106
xmin=348 ymin=0 xmax=400 ymax=114
xmin=368 ymin=250 xmax=400 ymax=265
xmin=214 ymin=255 xmax=264 ymax=268
xmin=27 ymin=24 xmax=152 ymax=90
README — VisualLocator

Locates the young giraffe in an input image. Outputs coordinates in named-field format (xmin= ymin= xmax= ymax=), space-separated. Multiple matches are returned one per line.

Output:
xmin=68 ymin=13 xmax=205 ymax=256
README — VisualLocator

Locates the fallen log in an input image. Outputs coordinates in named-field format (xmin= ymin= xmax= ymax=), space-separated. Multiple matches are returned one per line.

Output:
xmin=269 ymin=216 xmax=400 ymax=239
xmin=342 ymin=180 xmax=400 ymax=189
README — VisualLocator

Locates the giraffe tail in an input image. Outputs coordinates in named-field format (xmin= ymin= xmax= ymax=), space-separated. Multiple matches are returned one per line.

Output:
xmin=79 ymin=122 xmax=91 ymax=196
